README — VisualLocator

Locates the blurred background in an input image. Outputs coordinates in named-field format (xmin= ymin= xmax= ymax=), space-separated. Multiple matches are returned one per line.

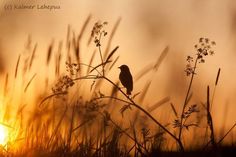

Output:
xmin=0 ymin=0 xmax=236 ymax=142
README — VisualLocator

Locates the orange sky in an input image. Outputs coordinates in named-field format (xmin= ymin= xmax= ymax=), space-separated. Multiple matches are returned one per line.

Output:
xmin=0 ymin=0 xmax=236 ymax=139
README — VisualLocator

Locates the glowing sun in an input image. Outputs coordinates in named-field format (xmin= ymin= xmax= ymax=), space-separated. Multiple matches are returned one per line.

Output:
xmin=0 ymin=125 xmax=8 ymax=145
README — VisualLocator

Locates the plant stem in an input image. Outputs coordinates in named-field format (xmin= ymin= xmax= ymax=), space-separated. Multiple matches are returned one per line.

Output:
xmin=207 ymin=86 xmax=216 ymax=148
xmin=217 ymin=122 xmax=236 ymax=145
xmin=43 ymin=68 xmax=185 ymax=150
xmin=178 ymin=58 xmax=198 ymax=142
xmin=98 ymin=33 xmax=105 ymax=76
xmin=98 ymin=111 xmax=148 ymax=154
xmin=101 ymin=76 xmax=184 ymax=151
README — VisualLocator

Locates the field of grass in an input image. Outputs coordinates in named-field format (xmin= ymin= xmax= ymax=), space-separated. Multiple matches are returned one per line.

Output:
xmin=0 ymin=16 xmax=235 ymax=157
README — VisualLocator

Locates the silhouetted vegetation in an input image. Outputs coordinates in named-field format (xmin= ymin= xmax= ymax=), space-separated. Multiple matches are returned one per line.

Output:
xmin=0 ymin=17 xmax=235 ymax=157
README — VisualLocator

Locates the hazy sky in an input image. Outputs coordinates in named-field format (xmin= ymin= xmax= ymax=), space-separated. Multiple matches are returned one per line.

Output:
xmin=0 ymin=0 xmax=236 ymax=132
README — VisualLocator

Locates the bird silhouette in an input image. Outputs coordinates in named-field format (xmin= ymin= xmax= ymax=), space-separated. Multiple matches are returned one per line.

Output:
xmin=118 ymin=65 xmax=133 ymax=95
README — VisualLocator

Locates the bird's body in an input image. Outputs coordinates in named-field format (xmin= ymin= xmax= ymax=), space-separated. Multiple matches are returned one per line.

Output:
xmin=119 ymin=65 xmax=133 ymax=95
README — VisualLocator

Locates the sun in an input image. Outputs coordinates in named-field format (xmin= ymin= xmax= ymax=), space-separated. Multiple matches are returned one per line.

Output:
xmin=0 ymin=125 xmax=8 ymax=145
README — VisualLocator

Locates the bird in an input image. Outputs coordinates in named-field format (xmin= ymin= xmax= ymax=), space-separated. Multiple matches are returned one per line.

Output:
xmin=118 ymin=65 xmax=133 ymax=95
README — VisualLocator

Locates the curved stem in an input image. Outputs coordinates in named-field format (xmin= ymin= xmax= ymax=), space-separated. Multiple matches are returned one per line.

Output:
xmin=73 ymin=75 xmax=98 ymax=81
xmin=79 ymin=63 xmax=103 ymax=76
xmin=38 ymin=92 xmax=67 ymax=107
xmin=43 ymin=73 xmax=184 ymax=151
xmin=93 ymin=96 xmax=131 ymax=105
xmin=101 ymin=76 xmax=184 ymax=151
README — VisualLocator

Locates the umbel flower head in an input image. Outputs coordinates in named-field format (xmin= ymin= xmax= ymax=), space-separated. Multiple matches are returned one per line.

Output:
xmin=185 ymin=37 xmax=216 ymax=76
xmin=91 ymin=21 xmax=108 ymax=47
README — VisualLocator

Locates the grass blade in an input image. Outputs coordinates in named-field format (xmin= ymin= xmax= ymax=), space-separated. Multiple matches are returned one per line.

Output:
xmin=87 ymin=50 xmax=96 ymax=74
xmin=147 ymin=97 xmax=170 ymax=112
xmin=47 ymin=41 xmax=54 ymax=65
xmin=29 ymin=43 xmax=37 ymax=70
xmin=15 ymin=54 xmax=21 ymax=78
xmin=103 ymin=17 xmax=121 ymax=59
xmin=170 ymin=103 xmax=178 ymax=118
xmin=109 ymin=56 xmax=120 ymax=70
xmin=24 ymin=73 xmax=37 ymax=93
xmin=154 ymin=46 xmax=169 ymax=71
xmin=105 ymin=46 xmax=119 ymax=63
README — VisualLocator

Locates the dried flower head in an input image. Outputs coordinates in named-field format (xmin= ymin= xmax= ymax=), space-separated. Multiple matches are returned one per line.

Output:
xmin=66 ymin=61 xmax=80 ymax=76
xmin=195 ymin=37 xmax=216 ymax=62
xmin=52 ymin=75 xmax=74 ymax=93
xmin=182 ymin=104 xmax=199 ymax=119
xmin=173 ymin=119 xmax=181 ymax=128
xmin=185 ymin=64 xmax=195 ymax=76
xmin=91 ymin=21 xmax=108 ymax=47
xmin=173 ymin=104 xmax=199 ymax=130
xmin=185 ymin=37 xmax=216 ymax=76
xmin=86 ymin=101 xmax=100 ymax=112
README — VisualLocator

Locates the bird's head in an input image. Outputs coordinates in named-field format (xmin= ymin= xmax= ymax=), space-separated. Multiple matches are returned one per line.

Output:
xmin=118 ymin=65 xmax=129 ymax=71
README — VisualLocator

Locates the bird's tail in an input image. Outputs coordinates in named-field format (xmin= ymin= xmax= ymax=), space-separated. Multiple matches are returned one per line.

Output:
xmin=126 ymin=89 xmax=131 ymax=95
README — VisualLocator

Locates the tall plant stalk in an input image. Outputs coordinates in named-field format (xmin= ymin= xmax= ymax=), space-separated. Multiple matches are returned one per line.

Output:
xmin=177 ymin=38 xmax=216 ymax=147
xmin=178 ymin=58 xmax=198 ymax=141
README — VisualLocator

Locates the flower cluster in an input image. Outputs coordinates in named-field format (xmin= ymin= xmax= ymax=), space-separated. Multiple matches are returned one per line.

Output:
xmin=52 ymin=75 xmax=74 ymax=93
xmin=91 ymin=21 xmax=108 ymax=47
xmin=185 ymin=37 xmax=216 ymax=76
xmin=66 ymin=61 xmax=80 ymax=76
xmin=185 ymin=63 xmax=195 ymax=76
xmin=74 ymin=99 xmax=106 ymax=122
xmin=181 ymin=104 xmax=199 ymax=119
xmin=86 ymin=100 xmax=100 ymax=112
xmin=173 ymin=119 xmax=182 ymax=128
xmin=195 ymin=37 xmax=216 ymax=62
xmin=173 ymin=104 xmax=199 ymax=129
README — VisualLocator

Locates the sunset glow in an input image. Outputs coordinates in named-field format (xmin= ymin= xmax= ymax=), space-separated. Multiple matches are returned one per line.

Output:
xmin=0 ymin=0 xmax=235 ymax=156
xmin=0 ymin=125 xmax=8 ymax=146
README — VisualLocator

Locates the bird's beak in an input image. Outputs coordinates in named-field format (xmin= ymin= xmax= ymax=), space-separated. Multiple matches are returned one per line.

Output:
xmin=118 ymin=66 xmax=121 ymax=69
